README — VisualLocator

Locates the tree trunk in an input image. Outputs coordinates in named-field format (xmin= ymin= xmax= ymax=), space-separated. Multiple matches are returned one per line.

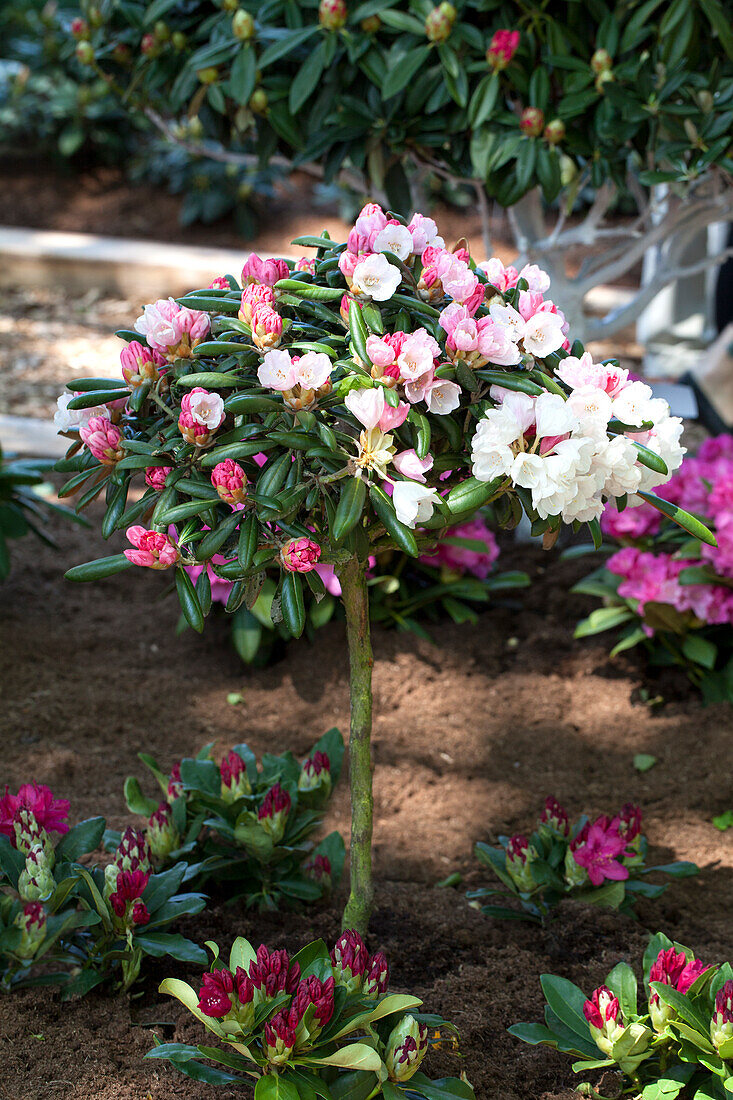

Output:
xmin=337 ymin=554 xmax=374 ymax=936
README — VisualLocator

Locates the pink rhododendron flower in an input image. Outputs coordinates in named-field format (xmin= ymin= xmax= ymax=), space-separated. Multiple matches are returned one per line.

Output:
xmin=583 ymin=985 xmax=621 ymax=1031
xmin=649 ymin=947 xmax=709 ymax=1003
xmin=294 ymin=256 xmax=316 ymax=274
xmin=0 ymin=784 xmax=70 ymax=843
xmin=124 ymin=526 xmax=180 ymax=570
xmin=478 ymin=258 xmax=520 ymax=292
xmin=241 ymin=254 xmax=289 ymax=286
xmin=134 ymin=298 xmax=210 ymax=359
xmin=80 ymin=416 xmax=124 ymax=465
xmin=185 ymin=558 xmax=233 ymax=605
xmin=407 ymin=213 xmax=444 ymax=253
xmin=239 ymin=282 xmax=275 ymax=324
xmin=571 ymin=817 xmax=630 ymax=886
xmin=393 ymin=449 xmax=434 ymax=483
xmin=250 ymin=304 xmax=283 ymax=351
xmin=198 ymin=967 xmax=235 ymax=1018
xmin=144 ymin=466 xmax=172 ymax=493
xmin=211 ymin=459 xmax=248 ymax=505
xmin=178 ymin=387 xmax=225 ymax=446
xmin=208 ymin=276 xmax=230 ymax=290
xmin=280 ymin=537 xmax=321 ymax=573
xmin=120 ymin=340 xmax=166 ymax=388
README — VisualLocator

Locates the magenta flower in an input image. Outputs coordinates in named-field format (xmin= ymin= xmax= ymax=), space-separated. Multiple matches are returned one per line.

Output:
xmin=211 ymin=459 xmax=248 ymax=505
xmin=144 ymin=465 xmax=172 ymax=493
xmin=649 ymin=946 xmax=709 ymax=1004
xmin=0 ymin=784 xmax=70 ymax=843
xmin=487 ymin=29 xmax=520 ymax=70
xmin=239 ymin=282 xmax=275 ymax=324
xmin=280 ymin=537 xmax=321 ymax=573
xmin=120 ymin=340 xmax=166 ymax=389
xmin=571 ymin=817 xmax=630 ymax=886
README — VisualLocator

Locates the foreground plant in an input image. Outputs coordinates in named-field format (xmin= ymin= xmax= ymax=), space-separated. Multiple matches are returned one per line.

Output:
xmin=0 ymin=782 xmax=206 ymax=994
xmin=56 ymin=204 xmax=710 ymax=934
xmin=573 ymin=435 xmax=733 ymax=705
xmin=115 ymin=729 xmax=345 ymax=909
xmin=469 ymin=798 xmax=697 ymax=923
xmin=510 ymin=931 xmax=733 ymax=1099
xmin=148 ymin=929 xmax=473 ymax=1098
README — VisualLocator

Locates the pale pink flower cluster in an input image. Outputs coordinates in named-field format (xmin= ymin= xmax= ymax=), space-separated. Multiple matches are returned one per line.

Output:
xmin=362 ymin=328 xmax=461 ymax=414
xmin=471 ymin=346 xmax=685 ymax=523
xmin=607 ymin=547 xmax=733 ymax=628
xmin=178 ymin=386 xmax=225 ymax=447
xmin=134 ymin=298 xmax=210 ymax=360
xmin=258 ymin=349 xmax=333 ymax=410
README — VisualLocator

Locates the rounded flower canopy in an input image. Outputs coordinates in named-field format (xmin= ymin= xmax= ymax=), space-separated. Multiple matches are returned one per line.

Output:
xmin=57 ymin=203 xmax=713 ymax=634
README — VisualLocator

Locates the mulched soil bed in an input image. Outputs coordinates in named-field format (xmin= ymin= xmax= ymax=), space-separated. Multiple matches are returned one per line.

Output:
xmin=1 ymin=511 xmax=732 ymax=1098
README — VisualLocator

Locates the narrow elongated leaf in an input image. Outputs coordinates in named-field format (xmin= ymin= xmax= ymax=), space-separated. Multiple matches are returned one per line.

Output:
xmin=176 ymin=568 xmax=205 ymax=633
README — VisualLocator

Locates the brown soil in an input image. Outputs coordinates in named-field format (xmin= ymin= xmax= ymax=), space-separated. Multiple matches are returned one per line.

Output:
xmin=1 ymin=509 xmax=732 ymax=1098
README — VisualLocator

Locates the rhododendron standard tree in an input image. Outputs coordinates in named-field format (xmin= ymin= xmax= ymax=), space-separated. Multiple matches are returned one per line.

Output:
xmin=56 ymin=205 xmax=713 ymax=934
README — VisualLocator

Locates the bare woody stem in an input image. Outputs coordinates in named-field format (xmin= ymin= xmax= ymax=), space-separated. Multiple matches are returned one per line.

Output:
xmin=337 ymin=553 xmax=374 ymax=936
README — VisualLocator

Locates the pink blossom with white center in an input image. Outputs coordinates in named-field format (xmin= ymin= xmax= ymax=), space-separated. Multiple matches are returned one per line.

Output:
xmin=521 ymin=311 xmax=566 ymax=357
xmin=437 ymin=253 xmax=480 ymax=304
xmin=373 ymin=221 xmax=414 ymax=262
xmin=397 ymin=329 xmax=441 ymax=381
xmin=351 ymin=254 xmax=402 ymax=301
xmin=134 ymin=298 xmax=210 ymax=358
xmin=241 ymin=254 xmax=289 ymax=286
xmin=425 ymin=379 xmax=461 ymax=415
xmin=518 ymin=264 xmax=551 ymax=294
xmin=345 ymin=387 xmax=386 ymax=430
xmin=392 ymin=481 xmax=440 ymax=528
xmin=404 ymin=368 xmax=435 ymax=405
xmin=186 ymin=388 xmax=225 ymax=430
xmin=80 ymin=416 xmax=124 ymax=465
xmin=393 ymin=449 xmax=434 ymax=482
xmin=293 ymin=352 xmax=332 ymax=390
xmin=407 ymin=213 xmax=444 ymax=253
xmin=258 ymin=349 xmax=298 ymax=391
xmin=478 ymin=258 xmax=520 ymax=292
xmin=124 ymin=526 xmax=179 ymax=569
xmin=555 ymin=352 xmax=630 ymax=398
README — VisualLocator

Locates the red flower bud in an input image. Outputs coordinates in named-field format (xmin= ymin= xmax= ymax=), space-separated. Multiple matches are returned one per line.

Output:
xmin=519 ymin=107 xmax=544 ymax=137
xmin=487 ymin=29 xmax=519 ymax=70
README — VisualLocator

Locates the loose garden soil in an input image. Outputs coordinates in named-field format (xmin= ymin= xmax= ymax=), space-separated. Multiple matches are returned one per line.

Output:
xmin=1 ymin=512 xmax=732 ymax=1099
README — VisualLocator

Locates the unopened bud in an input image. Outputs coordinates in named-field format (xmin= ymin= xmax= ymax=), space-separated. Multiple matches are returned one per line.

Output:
xmin=361 ymin=15 xmax=380 ymax=33
xmin=249 ymin=88 xmax=268 ymax=114
xmin=519 ymin=106 xmax=544 ymax=137
xmin=298 ymin=751 xmax=332 ymax=797
xmin=197 ymin=66 xmax=219 ymax=85
xmin=385 ymin=1015 xmax=429 ymax=1082
xmin=232 ymin=9 xmax=255 ymax=39
xmin=590 ymin=48 xmax=612 ymax=74
xmin=18 ymin=844 xmax=55 ymax=903
xmin=75 ymin=40 xmax=95 ymax=65
xmin=425 ymin=2 xmax=455 ymax=43
xmin=171 ymin=30 xmax=187 ymax=50
xmin=543 ymin=118 xmax=565 ymax=145
xmin=319 ymin=0 xmax=347 ymax=31
xmin=147 ymin=803 xmax=180 ymax=862
xmin=15 ymin=902 xmax=47 ymax=959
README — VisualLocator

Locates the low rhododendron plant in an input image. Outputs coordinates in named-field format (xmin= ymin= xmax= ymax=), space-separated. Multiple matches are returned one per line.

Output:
xmin=56 ymin=205 xmax=710 ymax=932
xmin=510 ymin=931 xmax=733 ymax=1099
xmin=113 ymin=729 xmax=345 ymax=909
xmin=469 ymin=798 xmax=697 ymax=922
xmin=147 ymin=930 xmax=473 ymax=1098
xmin=0 ymin=783 xmax=206 ymax=994
xmin=573 ymin=435 xmax=733 ymax=704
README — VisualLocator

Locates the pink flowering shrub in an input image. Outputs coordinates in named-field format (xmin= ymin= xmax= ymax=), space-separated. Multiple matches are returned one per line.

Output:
xmin=0 ymin=786 xmax=205 ymax=993
xmin=511 ymin=931 xmax=733 ymax=1098
xmin=148 ymin=931 xmax=470 ymax=1096
xmin=116 ymin=729 xmax=345 ymax=909
xmin=575 ymin=435 xmax=733 ymax=703
xmin=471 ymin=796 xmax=697 ymax=922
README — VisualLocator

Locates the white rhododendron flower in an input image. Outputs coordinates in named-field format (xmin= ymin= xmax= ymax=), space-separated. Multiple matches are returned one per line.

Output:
xmin=612 ymin=381 xmax=656 ymax=427
xmin=407 ymin=213 xmax=444 ymax=253
xmin=345 ymin=387 xmax=386 ymax=430
xmin=521 ymin=311 xmax=566 ymax=357
xmin=54 ymin=393 xmax=106 ymax=431
xmin=258 ymin=349 xmax=297 ymax=390
xmin=425 ymin=379 xmax=461 ymax=415
xmin=351 ymin=254 xmax=402 ymax=301
xmin=392 ymin=481 xmax=440 ymax=528
xmin=294 ymin=352 xmax=332 ymax=390
xmin=188 ymin=390 xmax=225 ymax=428
xmin=373 ymin=223 xmax=414 ymax=262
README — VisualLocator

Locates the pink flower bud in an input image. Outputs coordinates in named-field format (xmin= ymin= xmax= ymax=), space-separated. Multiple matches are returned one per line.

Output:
xmin=385 ymin=1016 xmax=429 ymax=1082
xmin=520 ymin=106 xmax=545 ymax=137
xmin=248 ymin=945 xmax=300 ymax=1002
xmin=363 ymin=951 xmax=390 ymax=998
xmin=331 ymin=930 xmax=369 ymax=993
xmin=425 ymin=2 xmax=455 ymax=42
xmin=584 ymin=985 xmax=622 ymax=1031
xmin=539 ymin=796 xmax=570 ymax=836
xmin=208 ymin=276 xmax=230 ymax=290
xmin=220 ymin=750 xmax=251 ymax=800
xmin=109 ymin=868 xmax=150 ymax=927
xmin=144 ymin=465 xmax=172 ymax=492
xmin=211 ymin=459 xmax=248 ymax=505
xmin=294 ymin=257 xmax=316 ymax=274
xmin=319 ymin=0 xmax=347 ymax=31
xmin=71 ymin=17 xmax=89 ymax=38
xmin=379 ymin=401 xmax=410 ymax=431
xmin=134 ymin=298 xmax=210 ymax=360
xmin=120 ymin=341 xmax=166 ymax=388
xmin=250 ymin=304 xmax=283 ymax=351
xmin=241 ymin=254 xmax=289 ymax=287
xmin=15 ymin=901 xmax=47 ymax=958
xmin=618 ymin=803 xmax=642 ymax=842
xmin=303 ymin=853 xmax=332 ymax=893
xmin=80 ymin=416 xmax=124 ymax=465
xmin=487 ymin=29 xmax=519 ymax=70
xmin=131 ymin=899 xmax=150 ymax=926
xmin=712 ymin=981 xmax=733 ymax=1051
xmin=239 ymin=282 xmax=275 ymax=324
xmin=257 ymin=783 xmax=291 ymax=842
xmin=279 ymin=537 xmax=321 ymax=573
xmin=124 ymin=526 xmax=179 ymax=570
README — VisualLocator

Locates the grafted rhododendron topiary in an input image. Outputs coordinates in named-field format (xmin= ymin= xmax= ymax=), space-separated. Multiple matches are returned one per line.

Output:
xmin=56 ymin=205 xmax=712 ymax=933
xmin=511 ymin=931 xmax=733 ymax=1098
xmin=573 ymin=435 xmax=733 ymax=704
xmin=470 ymin=797 xmax=697 ymax=922
xmin=111 ymin=729 xmax=345 ymax=909
xmin=147 ymin=931 xmax=473 ymax=1097
xmin=0 ymin=786 xmax=205 ymax=994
